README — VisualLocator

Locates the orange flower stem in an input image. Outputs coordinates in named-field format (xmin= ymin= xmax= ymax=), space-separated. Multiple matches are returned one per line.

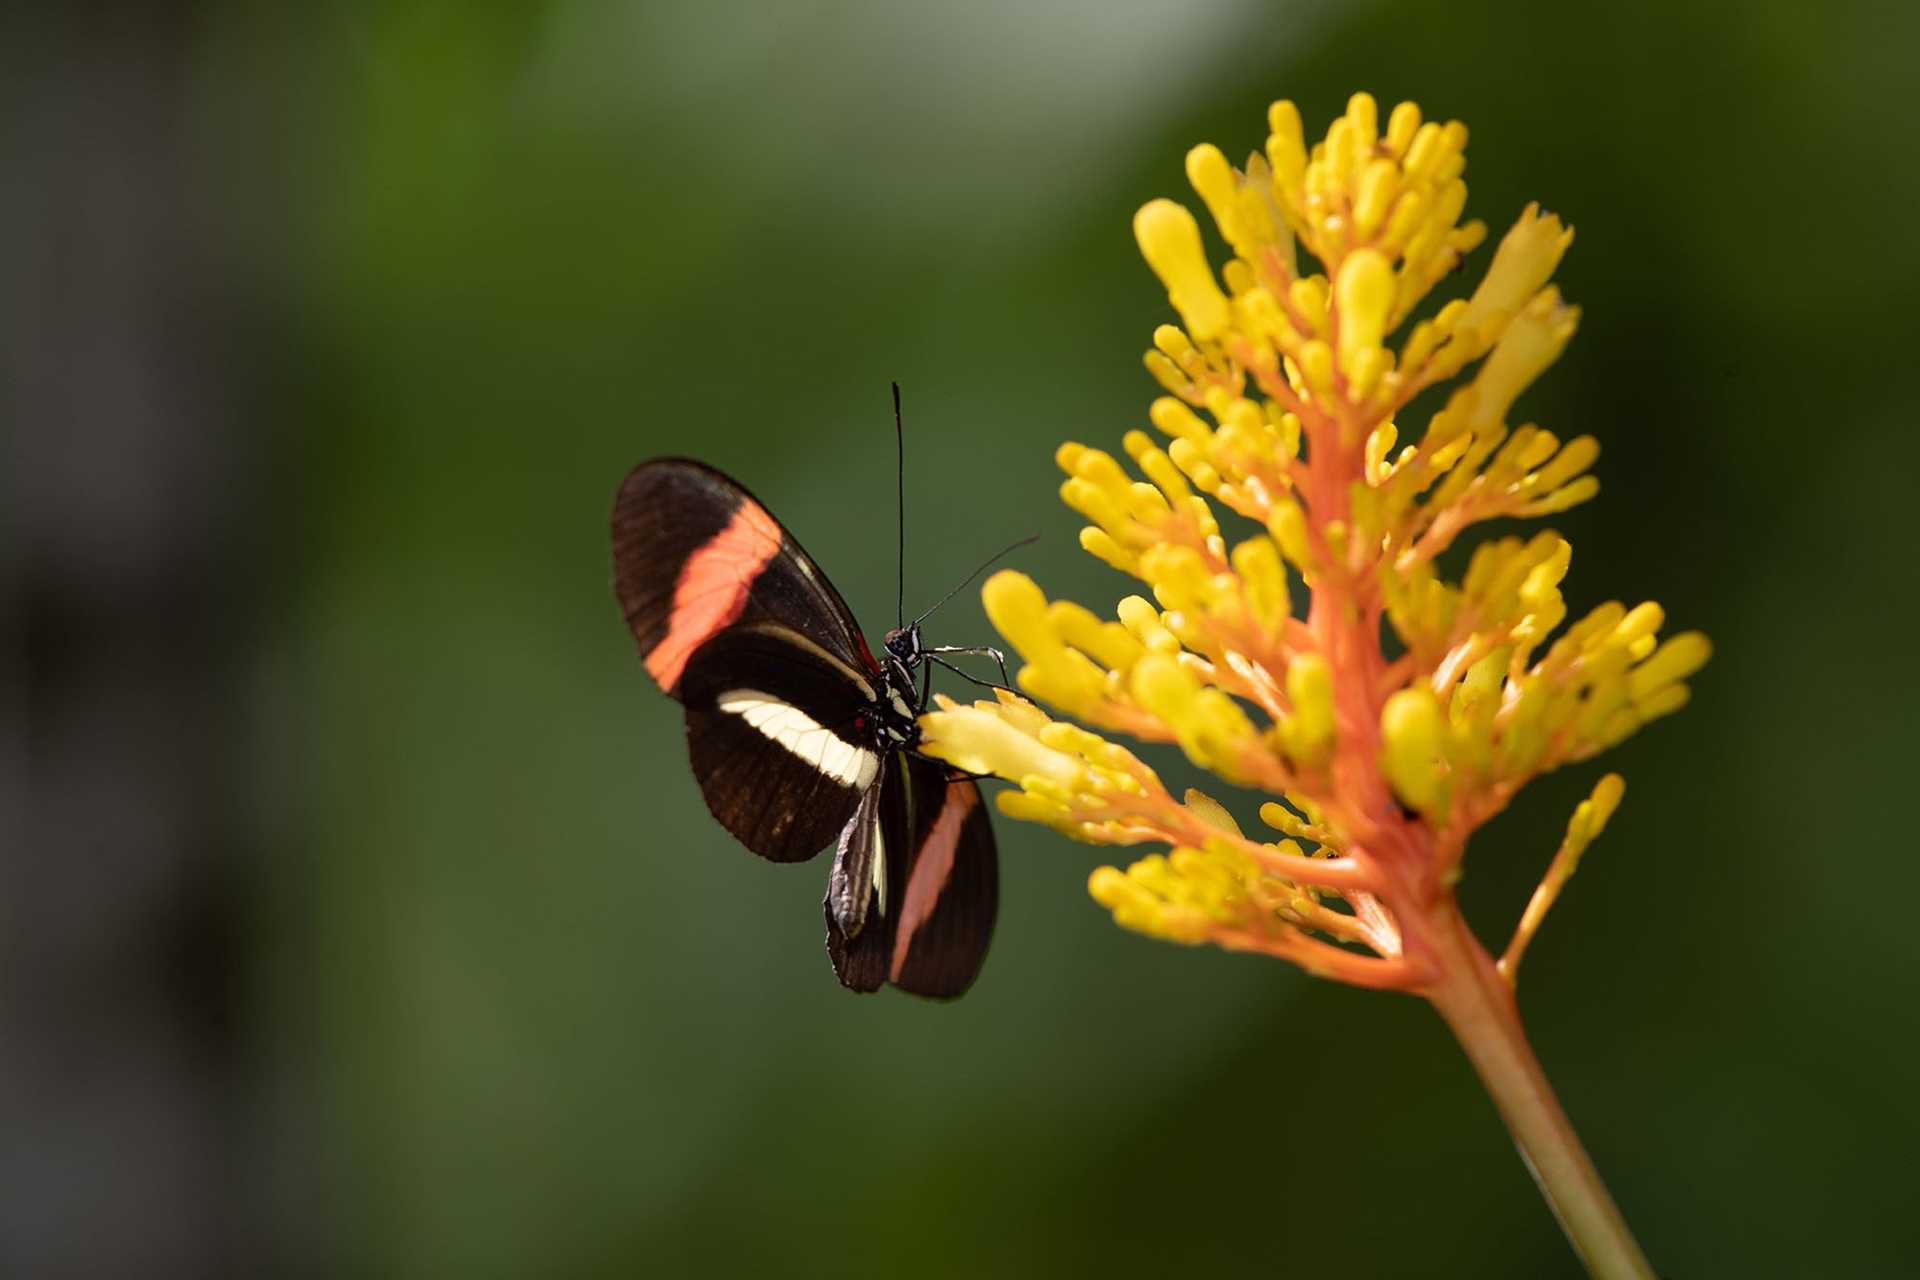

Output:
xmin=1213 ymin=928 xmax=1418 ymax=989
xmin=1420 ymin=903 xmax=1656 ymax=1279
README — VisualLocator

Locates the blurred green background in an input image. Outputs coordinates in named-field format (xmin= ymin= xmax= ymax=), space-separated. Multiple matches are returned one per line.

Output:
xmin=7 ymin=1 xmax=1917 ymax=1275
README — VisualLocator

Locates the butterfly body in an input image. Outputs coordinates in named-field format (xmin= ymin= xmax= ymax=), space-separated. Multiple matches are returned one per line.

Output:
xmin=611 ymin=457 xmax=996 ymax=998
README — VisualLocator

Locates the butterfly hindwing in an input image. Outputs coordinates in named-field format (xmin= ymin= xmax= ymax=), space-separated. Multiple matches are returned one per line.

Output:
xmin=823 ymin=755 xmax=912 ymax=993
xmin=678 ymin=625 xmax=884 ymax=863
xmin=888 ymin=760 xmax=998 ymax=999
xmin=822 ymin=756 xmax=997 ymax=997
xmin=612 ymin=459 xmax=873 ymax=699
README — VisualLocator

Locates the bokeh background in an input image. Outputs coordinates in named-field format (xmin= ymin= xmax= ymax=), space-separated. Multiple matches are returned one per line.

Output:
xmin=6 ymin=1 xmax=1917 ymax=1275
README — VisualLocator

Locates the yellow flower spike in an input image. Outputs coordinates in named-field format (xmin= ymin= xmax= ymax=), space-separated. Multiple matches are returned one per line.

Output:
xmin=1458 ymin=203 xmax=1575 ymax=350
xmin=1334 ymin=249 xmax=1395 ymax=387
xmin=965 ymin=112 xmax=1708 ymax=1253
xmin=1135 ymin=198 xmax=1233 ymax=342
xmin=1467 ymin=288 xmax=1581 ymax=434
xmin=1381 ymin=686 xmax=1450 ymax=815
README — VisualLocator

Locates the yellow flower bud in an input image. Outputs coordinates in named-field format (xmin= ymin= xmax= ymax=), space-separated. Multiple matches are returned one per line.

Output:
xmin=1458 ymin=203 xmax=1574 ymax=345
xmin=1267 ymin=498 xmax=1312 ymax=569
xmin=917 ymin=702 xmax=1081 ymax=789
xmin=1135 ymin=199 xmax=1232 ymax=341
xmin=1381 ymin=686 xmax=1449 ymax=814
xmin=1266 ymin=99 xmax=1307 ymax=189
xmin=982 ymin=570 xmax=1055 ymax=662
xmin=1182 ymin=787 xmax=1244 ymax=837
xmin=1230 ymin=536 xmax=1290 ymax=632
xmin=1334 ymin=249 xmax=1395 ymax=386
xmin=1282 ymin=653 xmax=1335 ymax=766
xmin=1467 ymin=288 xmax=1581 ymax=433
xmin=1627 ymin=632 xmax=1712 ymax=700
xmin=1384 ymin=99 xmax=1421 ymax=156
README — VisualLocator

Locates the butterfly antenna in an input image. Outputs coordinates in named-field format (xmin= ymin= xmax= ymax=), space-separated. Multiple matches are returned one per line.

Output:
xmin=910 ymin=533 xmax=1040 ymax=629
xmin=893 ymin=381 xmax=905 ymax=629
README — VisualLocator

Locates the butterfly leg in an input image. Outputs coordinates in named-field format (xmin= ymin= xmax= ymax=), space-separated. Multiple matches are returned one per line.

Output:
xmin=926 ymin=654 xmax=1016 ymax=696
xmin=925 ymin=644 xmax=1011 ymax=689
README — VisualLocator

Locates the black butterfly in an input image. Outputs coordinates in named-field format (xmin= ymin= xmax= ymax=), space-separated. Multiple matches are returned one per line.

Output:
xmin=610 ymin=399 xmax=1013 ymax=997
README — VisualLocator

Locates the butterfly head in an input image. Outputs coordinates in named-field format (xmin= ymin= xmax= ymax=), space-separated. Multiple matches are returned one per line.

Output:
xmin=882 ymin=623 xmax=924 ymax=667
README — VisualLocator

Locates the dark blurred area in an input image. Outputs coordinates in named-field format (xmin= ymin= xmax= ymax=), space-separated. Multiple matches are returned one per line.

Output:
xmin=4 ymin=2 xmax=1915 ymax=1276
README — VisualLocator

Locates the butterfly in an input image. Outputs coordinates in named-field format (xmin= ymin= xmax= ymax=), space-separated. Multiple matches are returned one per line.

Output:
xmin=610 ymin=394 xmax=1016 ymax=997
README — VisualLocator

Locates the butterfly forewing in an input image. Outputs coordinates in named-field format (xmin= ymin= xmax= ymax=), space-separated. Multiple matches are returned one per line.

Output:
xmin=612 ymin=459 xmax=872 ymax=699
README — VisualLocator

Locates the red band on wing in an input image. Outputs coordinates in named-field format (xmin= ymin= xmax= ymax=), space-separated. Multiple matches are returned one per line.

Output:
xmin=645 ymin=499 xmax=782 ymax=690
xmin=891 ymin=783 xmax=980 ymax=979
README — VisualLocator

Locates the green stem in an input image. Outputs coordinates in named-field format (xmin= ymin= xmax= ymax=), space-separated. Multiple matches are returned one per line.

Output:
xmin=1422 ymin=904 xmax=1656 ymax=1280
